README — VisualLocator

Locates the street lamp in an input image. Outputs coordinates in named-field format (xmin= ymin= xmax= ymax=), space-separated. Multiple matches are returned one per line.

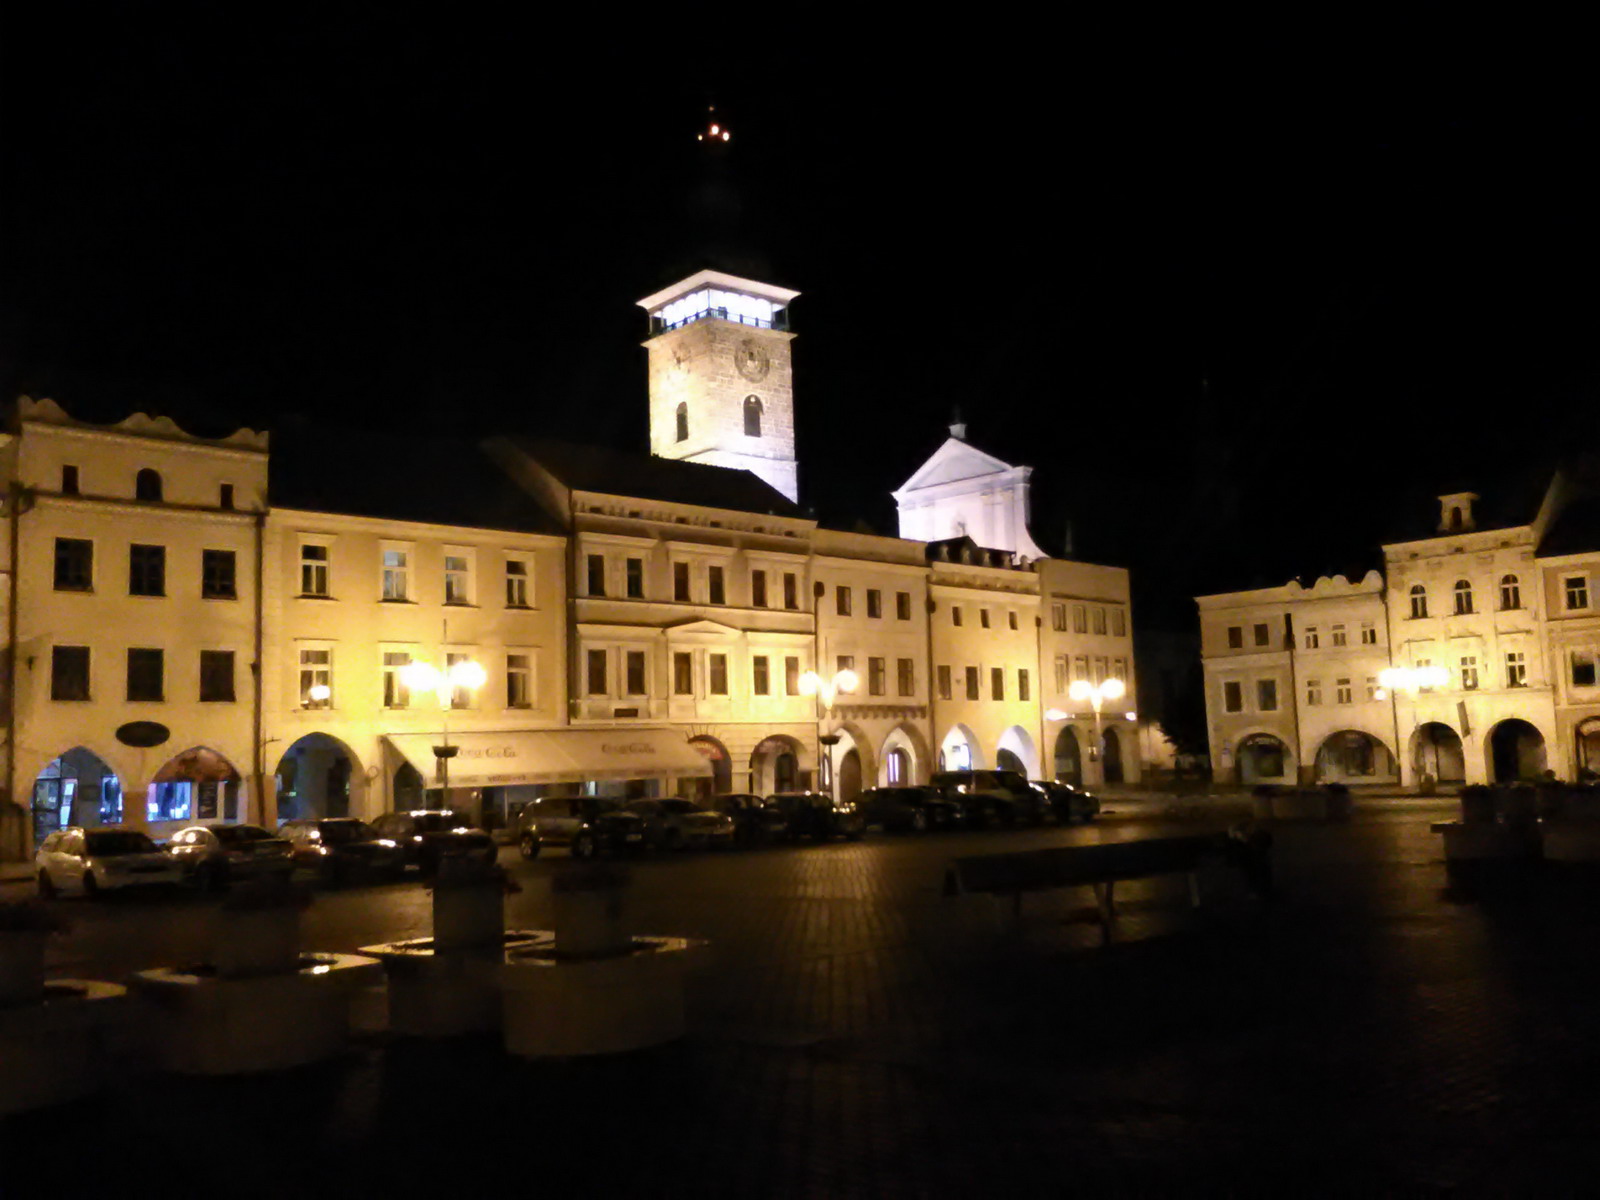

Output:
xmin=800 ymin=668 xmax=858 ymax=796
xmin=1378 ymin=665 xmax=1448 ymax=785
xmin=1065 ymin=677 xmax=1125 ymax=763
xmin=399 ymin=657 xmax=488 ymax=803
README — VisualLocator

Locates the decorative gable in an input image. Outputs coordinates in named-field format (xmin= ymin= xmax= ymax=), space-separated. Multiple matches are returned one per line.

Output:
xmin=894 ymin=437 xmax=1015 ymax=495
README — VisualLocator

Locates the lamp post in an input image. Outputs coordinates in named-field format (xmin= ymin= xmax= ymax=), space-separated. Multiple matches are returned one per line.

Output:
xmin=399 ymin=657 xmax=488 ymax=805
xmin=799 ymin=668 xmax=858 ymax=797
xmin=1064 ymin=677 xmax=1125 ymax=778
xmin=1377 ymin=665 xmax=1448 ymax=786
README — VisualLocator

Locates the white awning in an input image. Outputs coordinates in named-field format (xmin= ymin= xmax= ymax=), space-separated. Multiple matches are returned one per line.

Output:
xmin=385 ymin=728 xmax=713 ymax=788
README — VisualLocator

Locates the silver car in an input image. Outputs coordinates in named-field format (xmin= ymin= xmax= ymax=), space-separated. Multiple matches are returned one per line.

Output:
xmin=168 ymin=823 xmax=295 ymax=890
xmin=36 ymin=827 xmax=183 ymax=898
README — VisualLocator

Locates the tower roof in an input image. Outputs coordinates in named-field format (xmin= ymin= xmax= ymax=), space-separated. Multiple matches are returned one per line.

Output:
xmin=636 ymin=269 xmax=800 ymax=314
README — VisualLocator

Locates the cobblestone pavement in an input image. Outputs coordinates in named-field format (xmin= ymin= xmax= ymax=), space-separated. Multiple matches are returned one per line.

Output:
xmin=11 ymin=800 xmax=1600 ymax=1196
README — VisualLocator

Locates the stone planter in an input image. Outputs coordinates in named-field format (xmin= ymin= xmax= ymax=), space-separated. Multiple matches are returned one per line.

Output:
xmin=1562 ymin=792 xmax=1600 ymax=823
xmin=1433 ymin=820 xmax=1539 ymax=861
xmin=1460 ymin=789 xmax=1497 ymax=824
xmin=432 ymin=883 xmax=506 ymax=952
xmin=554 ymin=887 xmax=629 ymax=959
xmin=0 ymin=931 xmax=47 ymax=1007
xmin=211 ymin=907 xmax=302 ymax=979
xmin=360 ymin=931 xmax=548 ymax=1038
xmin=499 ymin=936 xmax=706 ymax=1058
xmin=0 ymin=979 xmax=128 ymax=1115
xmin=1542 ymin=823 xmax=1600 ymax=863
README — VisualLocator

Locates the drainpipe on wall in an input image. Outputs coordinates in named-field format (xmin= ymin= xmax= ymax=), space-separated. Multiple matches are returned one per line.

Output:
xmin=1284 ymin=612 xmax=1306 ymax=784
xmin=252 ymin=507 xmax=269 ymax=827
xmin=564 ymin=482 xmax=578 ymax=732
xmin=924 ymin=583 xmax=937 ymax=781
xmin=5 ymin=479 xmax=25 ymax=861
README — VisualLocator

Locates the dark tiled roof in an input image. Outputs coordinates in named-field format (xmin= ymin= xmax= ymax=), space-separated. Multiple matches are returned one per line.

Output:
xmin=269 ymin=429 xmax=560 ymax=534
xmin=1539 ymin=494 xmax=1600 ymax=557
xmin=509 ymin=437 xmax=802 ymax=517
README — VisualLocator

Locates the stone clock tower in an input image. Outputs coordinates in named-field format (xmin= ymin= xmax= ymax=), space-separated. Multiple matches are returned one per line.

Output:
xmin=638 ymin=269 xmax=800 ymax=503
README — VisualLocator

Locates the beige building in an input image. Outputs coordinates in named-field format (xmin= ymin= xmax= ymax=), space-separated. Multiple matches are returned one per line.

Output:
xmin=1038 ymin=558 xmax=1141 ymax=786
xmin=1532 ymin=494 xmax=1600 ymax=779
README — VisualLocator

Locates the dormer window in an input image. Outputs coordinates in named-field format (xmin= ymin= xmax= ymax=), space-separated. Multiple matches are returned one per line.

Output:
xmin=61 ymin=465 xmax=80 ymax=495
xmin=1437 ymin=491 xmax=1479 ymax=533
xmin=675 ymin=403 xmax=688 ymax=443
xmin=135 ymin=468 xmax=163 ymax=502
xmin=744 ymin=395 xmax=762 ymax=437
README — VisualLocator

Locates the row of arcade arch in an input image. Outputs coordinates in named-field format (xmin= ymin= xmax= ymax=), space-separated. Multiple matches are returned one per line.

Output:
xmin=1231 ymin=718 xmax=1568 ymax=786
xmin=935 ymin=723 xmax=1127 ymax=787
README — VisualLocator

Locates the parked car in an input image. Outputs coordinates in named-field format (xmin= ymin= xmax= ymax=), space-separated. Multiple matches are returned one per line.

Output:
xmin=516 ymin=796 xmax=648 ymax=860
xmin=623 ymin=798 xmax=737 ymax=851
xmin=36 ymin=827 xmax=184 ymax=897
xmin=769 ymin=792 xmax=866 ymax=842
xmin=857 ymin=785 xmax=962 ymax=833
xmin=168 ymin=823 xmax=296 ymax=890
xmin=709 ymin=793 xmax=789 ymax=846
xmin=369 ymin=810 xmax=498 ymax=874
xmin=279 ymin=817 xmax=406 ymax=884
xmin=930 ymin=770 xmax=1048 ymax=827
xmin=1031 ymin=780 xmax=1101 ymax=824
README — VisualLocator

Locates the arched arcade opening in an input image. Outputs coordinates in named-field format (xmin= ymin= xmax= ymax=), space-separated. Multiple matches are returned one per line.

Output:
xmin=938 ymin=725 xmax=983 ymax=772
xmin=1411 ymin=722 xmax=1465 ymax=784
xmin=996 ymin=726 xmax=1039 ymax=780
xmin=274 ymin=734 xmax=364 ymax=822
xmin=1053 ymin=726 xmax=1082 ymax=785
xmin=1235 ymin=734 xmax=1291 ymax=785
xmin=31 ymin=748 xmax=122 ymax=845
xmin=149 ymin=747 xmax=242 ymax=826
xmin=751 ymin=735 xmax=808 ymax=795
xmin=1314 ymin=730 xmax=1397 ymax=783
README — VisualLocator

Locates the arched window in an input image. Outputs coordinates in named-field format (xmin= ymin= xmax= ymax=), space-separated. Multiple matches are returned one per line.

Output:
xmin=135 ymin=468 xmax=163 ymax=502
xmin=1409 ymin=584 xmax=1428 ymax=620
xmin=674 ymin=403 xmax=688 ymax=443
xmin=743 ymin=395 xmax=762 ymax=438
xmin=1500 ymin=574 xmax=1521 ymax=610
xmin=1453 ymin=579 xmax=1474 ymax=615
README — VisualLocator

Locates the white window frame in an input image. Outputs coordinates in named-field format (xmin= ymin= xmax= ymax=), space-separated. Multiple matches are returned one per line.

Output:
xmin=298 ymin=643 xmax=333 ymax=709
xmin=382 ymin=647 xmax=413 ymax=709
xmin=381 ymin=543 xmax=412 ymax=602
xmin=1566 ymin=575 xmax=1590 ymax=611
xmin=443 ymin=547 xmax=474 ymax=606
xmin=299 ymin=542 xmax=330 ymax=598
xmin=506 ymin=650 xmax=535 ymax=708
xmin=505 ymin=557 xmax=531 ymax=608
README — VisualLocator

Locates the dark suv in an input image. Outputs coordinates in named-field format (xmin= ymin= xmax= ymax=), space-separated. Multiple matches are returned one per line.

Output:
xmin=516 ymin=796 xmax=648 ymax=859
xmin=710 ymin=793 xmax=789 ymax=846
xmin=858 ymin=786 xmax=962 ymax=832
xmin=769 ymin=792 xmax=866 ymax=842
xmin=930 ymin=770 xmax=1048 ymax=827
xmin=369 ymin=810 xmax=497 ymax=874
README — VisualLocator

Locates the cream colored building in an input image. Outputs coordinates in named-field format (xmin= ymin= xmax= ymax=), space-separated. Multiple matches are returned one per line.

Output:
xmin=1038 ymin=557 xmax=1141 ymax=786
xmin=1531 ymin=494 xmax=1600 ymax=779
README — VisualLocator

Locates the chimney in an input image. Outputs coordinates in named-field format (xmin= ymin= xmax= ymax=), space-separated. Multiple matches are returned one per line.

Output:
xmin=949 ymin=405 xmax=967 ymax=440
xmin=1437 ymin=492 xmax=1479 ymax=533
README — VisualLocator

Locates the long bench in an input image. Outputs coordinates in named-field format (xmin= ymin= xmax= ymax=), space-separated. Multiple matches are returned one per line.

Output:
xmin=943 ymin=833 xmax=1273 ymax=942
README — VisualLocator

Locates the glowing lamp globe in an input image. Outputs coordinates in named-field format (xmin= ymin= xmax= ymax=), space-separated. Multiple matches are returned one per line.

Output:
xmin=1068 ymin=680 xmax=1092 ymax=702
xmin=1101 ymin=678 xmax=1126 ymax=701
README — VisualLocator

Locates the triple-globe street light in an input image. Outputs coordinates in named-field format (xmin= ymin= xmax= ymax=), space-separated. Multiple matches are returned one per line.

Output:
xmin=1046 ymin=677 xmax=1127 ymax=765
xmin=399 ymin=656 xmax=488 ymax=802
xmin=1377 ymin=665 xmax=1449 ymax=783
xmin=799 ymin=668 xmax=858 ymax=796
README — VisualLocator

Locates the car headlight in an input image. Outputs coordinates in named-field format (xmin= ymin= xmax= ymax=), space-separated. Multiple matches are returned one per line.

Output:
xmin=377 ymin=839 xmax=397 ymax=849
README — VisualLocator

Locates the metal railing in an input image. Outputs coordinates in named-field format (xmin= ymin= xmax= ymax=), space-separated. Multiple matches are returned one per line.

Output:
xmin=650 ymin=306 xmax=789 ymax=335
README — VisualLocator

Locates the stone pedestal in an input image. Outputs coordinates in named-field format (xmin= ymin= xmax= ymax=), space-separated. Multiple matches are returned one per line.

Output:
xmin=360 ymin=931 xmax=547 ymax=1037
xmin=211 ymin=908 xmax=301 ymax=979
xmin=553 ymin=888 xmax=629 ymax=958
xmin=1432 ymin=820 xmax=1539 ymax=861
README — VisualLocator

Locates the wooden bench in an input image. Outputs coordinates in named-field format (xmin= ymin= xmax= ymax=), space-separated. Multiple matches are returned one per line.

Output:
xmin=943 ymin=833 xmax=1272 ymax=942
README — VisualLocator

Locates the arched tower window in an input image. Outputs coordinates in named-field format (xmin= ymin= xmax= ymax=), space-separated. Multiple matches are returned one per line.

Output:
xmin=744 ymin=395 xmax=763 ymax=438
xmin=674 ymin=403 xmax=688 ymax=443
xmin=1409 ymin=584 xmax=1428 ymax=620
xmin=1500 ymin=574 xmax=1521 ymax=610
xmin=1453 ymin=579 xmax=1474 ymax=615
xmin=135 ymin=468 xmax=163 ymax=502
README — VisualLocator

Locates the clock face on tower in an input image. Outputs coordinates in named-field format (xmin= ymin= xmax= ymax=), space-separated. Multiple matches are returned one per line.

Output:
xmin=734 ymin=338 xmax=771 ymax=382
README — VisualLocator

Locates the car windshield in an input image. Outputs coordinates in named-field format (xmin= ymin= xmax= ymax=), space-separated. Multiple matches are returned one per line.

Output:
xmin=412 ymin=812 xmax=472 ymax=832
xmin=211 ymin=825 xmax=272 ymax=844
xmin=85 ymin=831 xmax=157 ymax=856
xmin=318 ymin=821 xmax=375 ymax=843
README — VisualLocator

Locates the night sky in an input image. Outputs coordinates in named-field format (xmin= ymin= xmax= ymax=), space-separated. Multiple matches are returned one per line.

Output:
xmin=5 ymin=15 xmax=1596 ymax=630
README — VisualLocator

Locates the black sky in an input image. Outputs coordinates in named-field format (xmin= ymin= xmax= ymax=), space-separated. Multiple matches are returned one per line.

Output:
xmin=4 ymin=12 xmax=1597 ymax=629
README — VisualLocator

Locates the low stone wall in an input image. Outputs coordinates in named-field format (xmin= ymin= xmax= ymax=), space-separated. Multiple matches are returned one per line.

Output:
xmin=1251 ymin=785 xmax=1353 ymax=823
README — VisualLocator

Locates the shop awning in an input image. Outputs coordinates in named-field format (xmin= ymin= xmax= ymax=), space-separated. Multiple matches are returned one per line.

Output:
xmin=384 ymin=728 xmax=713 ymax=788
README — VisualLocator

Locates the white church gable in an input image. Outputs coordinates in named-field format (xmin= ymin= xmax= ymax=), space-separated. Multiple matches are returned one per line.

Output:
xmin=894 ymin=429 xmax=1049 ymax=561
xmin=895 ymin=437 xmax=1014 ymax=492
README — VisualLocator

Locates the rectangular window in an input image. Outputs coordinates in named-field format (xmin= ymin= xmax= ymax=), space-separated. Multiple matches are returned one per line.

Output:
xmin=1365 ymin=677 xmax=1379 ymax=701
xmin=1113 ymin=657 xmax=1128 ymax=682
xmin=1018 ymin=669 xmax=1030 ymax=702
xmin=1335 ymin=678 xmax=1352 ymax=705
xmin=869 ymin=657 xmax=886 ymax=696
xmin=1223 ymin=680 xmax=1243 ymax=713
xmin=1306 ymin=678 xmax=1321 ymax=706
xmin=126 ymin=648 xmax=164 ymax=702
xmin=837 ymin=654 xmax=855 ymax=676
xmin=1304 ymin=626 xmax=1319 ymax=650
xmin=54 ymin=538 xmax=93 ymax=591
xmin=709 ymin=565 xmax=726 ymax=605
xmin=219 ymin=483 xmax=234 ymax=509
xmin=1257 ymin=679 xmax=1278 ymax=711
xmin=1567 ymin=576 xmax=1590 ymax=610
xmin=674 ymin=652 xmax=694 ymax=695
xmin=506 ymin=559 xmax=529 ymax=607
xmin=1460 ymin=656 xmax=1479 ymax=691
xmin=980 ymin=608 xmax=991 ymax=629
xmin=991 ymin=666 xmax=1005 ymax=701
xmin=61 ymin=464 xmax=80 ymax=495
xmin=1506 ymin=651 xmax=1528 ymax=688
xmin=836 ymin=585 xmax=852 ymax=616
xmin=299 ymin=648 xmax=330 ymax=708
xmin=1331 ymin=624 xmax=1347 ymax=647
xmin=1093 ymin=607 xmax=1107 ymax=635
xmin=866 ymin=589 xmax=882 ymax=619
xmin=952 ymin=605 xmax=963 ymax=627
xmin=445 ymin=652 xmax=475 ymax=708
xmin=199 ymin=650 xmax=235 ymax=702
xmin=1074 ymin=655 xmax=1089 ymax=682
xmin=382 ymin=550 xmax=409 ymax=601
xmin=1093 ymin=656 xmax=1108 ymax=684
xmin=507 ymin=653 xmax=532 ymax=707
xmin=897 ymin=591 xmax=912 ymax=620
xmin=709 ymin=653 xmax=728 ymax=695
xmin=965 ymin=666 xmax=980 ymax=700
xmin=1073 ymin=605 xmax=1087 ymax=633
xmin=1416 ymin=658 xmax=1437 ymax=692
xmin=300 ymin=544 xmax=329 ymax=597
xmin=129 ymin=544 xmax=165 ymax=596
xmin=1253 ymin=623 xmax=1270 ymax=647
xmin=383 ymin=651 xmax=411 ymax=709
xmin=1008 ymin=610 xmax=1019 ymax=631
xmin=674 ymin=562 xmax=691 ymax=602
xmin=50 ymin=646 xmax=90 ymax=701
xmin=586 ymin=649 xmax=608 ymax=695
xmin=783 ymin=572 xmax=799 ymax=610
xmin=1111 ymin=608 xmax=1127 ymax=637
xmin=1573 ymin=652 xmax=1598 ymax=689
xmin=753 ymin=656 xmax=770 ymax=696
xmin=586 ymin=553 xmax=606 ymax=597
xmin=897 ymin=658 xmax=915 ymax=696
xmin=201 ymin=549 xmax=236 ymax=599
xmin=751 ymin=570 xmax=768 ymax=608
xmin=444 ymin=555 xmax=470 ymax=604
xmin=626 ymin=557 xmax=644 ymax=599
xmin=937 ymin=665 xmax=953 ymax=700
xmin=625 ymin=650 xmax=647 ymax=696
xmin=1054 ymin=655 xmax=1069 ymax=694
xmin=785 ymin=656 xmax=800 ymax=695
xmin=1051 ymin=604 xmax=1067 ymax=632
xmin=1361 ymin=623 xmax=1377 ymax=645
xmin=1226 ymin=625 xmax=1243 ymax=649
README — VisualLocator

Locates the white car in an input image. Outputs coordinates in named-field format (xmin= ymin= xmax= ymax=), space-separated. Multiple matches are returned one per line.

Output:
xmin=36 ymin=826 xmax=184 ymax=897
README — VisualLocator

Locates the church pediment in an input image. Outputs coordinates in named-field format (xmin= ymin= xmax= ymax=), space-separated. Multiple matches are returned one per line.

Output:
xmin=894 ymin=437 xmax=1020 ymax=496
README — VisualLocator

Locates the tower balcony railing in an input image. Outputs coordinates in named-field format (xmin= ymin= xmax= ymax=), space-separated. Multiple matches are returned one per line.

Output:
xmin=650 ymin=306 xmax=789 ymax=335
